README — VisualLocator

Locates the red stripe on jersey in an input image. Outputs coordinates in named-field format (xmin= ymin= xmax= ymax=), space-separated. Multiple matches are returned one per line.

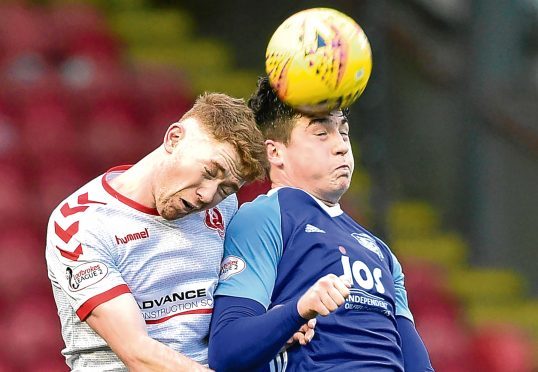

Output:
xmin=54 ymin=221 xmax=79 ymax=243
xmin=60 ymin=202 xmax=89 ymax=217
xmin=76 ymin=284 xmax=131 ymax=321
xmin=102 ymin=165 xmax=160 ymax=216
xmin=145 ymin=308 xmax=213 ymax=325
xmin=78 ymin=192 xmax=106 ymax=205
xmin=55 ymin=243 xmax=83 ymax=261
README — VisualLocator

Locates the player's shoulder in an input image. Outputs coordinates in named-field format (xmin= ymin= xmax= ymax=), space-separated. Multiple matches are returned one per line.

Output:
xmin=275 ymin=186 xmax=316 ymax=205
xmin=215 ymin=193 xmax=238 ymax=217
xmin=47 ymin=175 xmax=112 ymax=235
xmin=228 ymin=190 xmax=281 ymax=228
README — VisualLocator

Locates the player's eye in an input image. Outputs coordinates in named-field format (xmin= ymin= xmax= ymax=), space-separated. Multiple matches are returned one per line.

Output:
xmin=204 ymin=167 xmax=214 ymax=178
xmin=218 ymin=186 xmax=232 ymax=198
xmin=315 ymin=131 xmax=328 ymax=137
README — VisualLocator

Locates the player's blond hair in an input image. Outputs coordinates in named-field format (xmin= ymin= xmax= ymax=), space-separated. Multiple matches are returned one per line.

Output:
xmin=181 ymin=92 xmax=267 ymax=182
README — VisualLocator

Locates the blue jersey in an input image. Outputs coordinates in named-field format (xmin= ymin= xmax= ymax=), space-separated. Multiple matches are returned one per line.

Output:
xmin=215 ymin=187 xmax=413 ymax=371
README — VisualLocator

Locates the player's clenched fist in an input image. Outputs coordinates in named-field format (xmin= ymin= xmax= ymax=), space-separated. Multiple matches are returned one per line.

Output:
xmin=297 ymin=274 xmax=352 ymax=319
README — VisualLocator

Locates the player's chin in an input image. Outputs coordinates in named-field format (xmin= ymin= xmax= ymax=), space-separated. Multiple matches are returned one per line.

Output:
xmin=331 ymin=181 xmax=351 ymax=199
xmin=333 ymin=176 xmax=352 ymax=190
xmin=158 ymin=204 xmax=186 ymax=220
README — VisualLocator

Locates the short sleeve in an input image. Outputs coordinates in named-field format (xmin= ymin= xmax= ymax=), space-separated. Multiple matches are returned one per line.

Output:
xmin=215 ymin=194 xmax=283 ymax=309
xmin=46 ymin=214 xmax=130 ymax=320
xmin=390 ymin=252 xmax=414 ymax=322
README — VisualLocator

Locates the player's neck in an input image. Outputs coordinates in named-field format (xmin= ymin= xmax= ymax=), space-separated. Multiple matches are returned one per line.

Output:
xmin=108 ymin=149 xmax=158 ymax=209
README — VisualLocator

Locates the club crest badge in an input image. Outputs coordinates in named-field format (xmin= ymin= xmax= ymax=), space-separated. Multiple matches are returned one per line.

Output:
xmin=351 ymin=233 xmax=384 ymax=261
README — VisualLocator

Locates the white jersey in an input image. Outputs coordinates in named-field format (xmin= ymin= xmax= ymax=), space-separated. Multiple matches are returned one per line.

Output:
xmin=45 ymin=165 xmax=237 ymax=371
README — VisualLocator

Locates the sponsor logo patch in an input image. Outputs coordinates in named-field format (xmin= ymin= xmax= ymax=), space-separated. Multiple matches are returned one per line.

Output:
xmin=66 ymin=261 xmax=108 ymax=291
xmin=219 ymin=255 xmax=246 ymax=280
xmin=137 ymin=285 xmax=214 ymax=323
xmin=345 ymin=288 xmax=393 ymax=317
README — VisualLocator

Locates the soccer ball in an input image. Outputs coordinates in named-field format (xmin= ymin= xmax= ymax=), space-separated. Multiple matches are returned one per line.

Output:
xmin=265 ymin=8 xmax=372 ymax=114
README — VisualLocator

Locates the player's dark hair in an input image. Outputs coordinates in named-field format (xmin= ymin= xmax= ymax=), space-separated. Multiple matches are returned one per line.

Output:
xmin=248 ymin=76 xmax=350 ymax=144
xmin=247 ymin=76 xmax=300 ymax=144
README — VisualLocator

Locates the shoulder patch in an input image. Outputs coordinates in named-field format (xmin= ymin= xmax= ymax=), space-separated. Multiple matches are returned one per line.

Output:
xmin=66 ymin=261 xmax=109 ymax=291
xmin=219 ymin=256 xmax=246 ymax=280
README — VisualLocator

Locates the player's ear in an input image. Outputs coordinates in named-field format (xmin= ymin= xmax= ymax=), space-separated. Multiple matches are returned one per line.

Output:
xmin=265 ymin=139 xmax=284 ymax=167
xmin=164 ymin=122 xmax=185 ymax=153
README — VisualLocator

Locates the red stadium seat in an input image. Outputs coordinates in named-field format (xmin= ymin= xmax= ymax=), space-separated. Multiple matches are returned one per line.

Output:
xmin=0 ymin=295 xmax=65 ymax=370
xmin=0 ymin=65 xmax=66 ymax=116
xmin=0 ymin=224 xmax=45 ymax=301
xmin=0 ymin=162 xmax=32 ymax=223
xmin=82 ymin=107 xmax=145 ymax=171
xmin=0 ymin=358 xmax=16 ymax=372
xmin=134 ymin=67 xmax=193 ymax=145
xmin=0 ymin=113 xmax=21 ymax=159
xmin=469 ymin=324 xmax=535 ymax=372
xmin=19 ymin=101 xmax=78 ymax=160
xmin=402 ymin=259 xmax=461 ymax=321
xmin=134 ymin=66 xmax=193 ymax=121
xmin=60 ymin=60 xmax=138 ymax=121
xmin=416 ymin=316 xmax=473 ymax=372
xmin=0 ymin=4 xmax=52 ymax=63
xmin=49 ymin=2 xmax=117 ymax=64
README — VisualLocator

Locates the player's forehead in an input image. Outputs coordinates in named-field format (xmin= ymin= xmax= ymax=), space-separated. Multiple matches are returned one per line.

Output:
xmin=297 ymin=110 xmax=348 ymax=128
xmin=210 ymin=142 xmax=243 ymax=178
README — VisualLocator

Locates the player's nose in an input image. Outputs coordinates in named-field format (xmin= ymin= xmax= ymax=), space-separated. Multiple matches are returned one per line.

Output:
xmin=332 ymin=134 xmax=349 ymax=156
xmin=196 ymin=181 xmax=219 ymax=205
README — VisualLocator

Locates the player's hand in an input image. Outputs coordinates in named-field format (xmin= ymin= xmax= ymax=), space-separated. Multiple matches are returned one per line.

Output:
xmin=297 ymin=274 xmax=351 ymax=319
xmin=281 ymin=318 xmax=317 ymax=352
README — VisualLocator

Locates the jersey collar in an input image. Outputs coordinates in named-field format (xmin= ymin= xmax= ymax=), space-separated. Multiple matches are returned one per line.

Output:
xmin=102 ymin=165 xmax=160 ymax=216
xmin=269 ymin=186 xmax=343 ymax=217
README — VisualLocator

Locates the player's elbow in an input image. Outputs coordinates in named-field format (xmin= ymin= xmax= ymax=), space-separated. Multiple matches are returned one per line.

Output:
xmin=208 ymin=341 xmax=233 ymax=372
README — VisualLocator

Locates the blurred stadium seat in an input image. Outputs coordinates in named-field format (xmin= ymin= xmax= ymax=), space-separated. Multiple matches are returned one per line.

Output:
xmin=0 ymin=223 xmax=46 ymax=301
xmin=0 ymin=162 xmax=32 ymax=223
xmin=402 ymin=259 xmax=462 ymax=322
xmin=82 ymin=106 xmax=145 ymax=171
xmin=0 ymin=294 xmax=65 ymax=370
xmin=416 ymin=315 xmax=473 ymax=372
xmin=49 ymin=2 xmax=117 ymax=64
xmin=0 ymin=3 xmax=52 ymax=63
xmin=0 ymin=112 xmax=21 ymax=160
xmin=469 ymin=324 xmax=535 ymax=372
xmin=20 ymin=101 xmax=78 ymax=160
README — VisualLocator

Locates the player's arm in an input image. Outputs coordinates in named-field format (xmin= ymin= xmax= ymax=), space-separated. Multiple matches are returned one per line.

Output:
xmin=209 ymin=274 xmax=351 ymax=372
xmin=395 ymin=316 xmax=434 ymax=371
xmin=86 ymin=292 xmax=211 ymax=371
xmin=388 ymin=251 xmax=434 ymax=371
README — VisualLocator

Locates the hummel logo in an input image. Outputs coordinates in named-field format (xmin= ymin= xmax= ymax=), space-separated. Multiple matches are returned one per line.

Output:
xmin=115 ymin=228 xmax=150 ymax=245
xmin=305 ymin=224 xmax=326 ymax=233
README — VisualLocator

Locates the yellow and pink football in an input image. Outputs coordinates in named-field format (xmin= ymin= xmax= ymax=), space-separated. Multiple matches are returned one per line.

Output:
xmin=266 ymin=8 xmax=372 ymax=114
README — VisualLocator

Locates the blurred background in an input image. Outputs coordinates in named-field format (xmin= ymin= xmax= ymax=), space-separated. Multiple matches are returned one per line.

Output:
xmin=0 ymin=0 xmax=536 ymax=370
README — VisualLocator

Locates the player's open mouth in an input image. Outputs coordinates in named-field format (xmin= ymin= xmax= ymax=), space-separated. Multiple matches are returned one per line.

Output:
xmin=182 ymin=199 xmax=195 ymax=211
